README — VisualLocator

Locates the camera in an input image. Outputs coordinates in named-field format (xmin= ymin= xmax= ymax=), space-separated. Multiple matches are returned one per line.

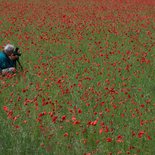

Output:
xmin=13 ymin=47 xmax=21 ymax=56
xmin=12 ymin=47 xmax=23 ymax=70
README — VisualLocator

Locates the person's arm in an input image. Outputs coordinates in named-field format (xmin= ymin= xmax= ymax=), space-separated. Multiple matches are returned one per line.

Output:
xmin=9 ymin=54 xmax=19 ymax=68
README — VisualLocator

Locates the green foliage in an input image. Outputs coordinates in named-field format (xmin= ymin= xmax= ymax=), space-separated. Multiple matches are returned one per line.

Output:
xmin=0 ymin=0 xmax=155 ymax=154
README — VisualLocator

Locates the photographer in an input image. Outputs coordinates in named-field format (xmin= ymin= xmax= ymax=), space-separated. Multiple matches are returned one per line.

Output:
xmin=0 ymin=44 xmax=20 ymax=75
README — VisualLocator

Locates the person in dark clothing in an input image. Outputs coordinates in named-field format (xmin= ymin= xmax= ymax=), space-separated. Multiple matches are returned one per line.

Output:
xmin=0 ymin=44 xmax=19 ymax=75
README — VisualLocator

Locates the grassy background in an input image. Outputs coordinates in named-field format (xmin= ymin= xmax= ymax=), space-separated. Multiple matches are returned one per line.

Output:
xmin=0 ymin=0 xmax=155 ymax=154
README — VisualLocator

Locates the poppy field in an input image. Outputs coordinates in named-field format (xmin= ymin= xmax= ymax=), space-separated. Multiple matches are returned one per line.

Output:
xmin=0 ymin=0 xmax=155 ymax=154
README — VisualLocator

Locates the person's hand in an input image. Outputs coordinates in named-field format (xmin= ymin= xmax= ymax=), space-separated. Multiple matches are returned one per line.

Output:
xmin=9 ymin=53 xmax=19 ymax=60
xmin=2 ymin=67 xmax=16 ymax=75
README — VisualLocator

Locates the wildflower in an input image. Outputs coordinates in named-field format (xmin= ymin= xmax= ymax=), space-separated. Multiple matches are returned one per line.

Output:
xmin=147 ymin=135 xmax=151 ymax=140
xmin=78 ymin=108 xmax=82 ymax=114
xmin=138 ymin=131 xmax=145 ymax=138
xmin=106 ymin=137 xmax=112 ymax=142
xmin=116 ymin=135 xmax=124 ymax=143
xmin=52 ymin=116 xmax=58 ymax=123
xmin=99 ymin=128 xmax=103 ymax=134
xmin=73 ymin=120 xmax=80 ymax=125
xmin=61 ymin=115 xmax=66 ymax=121
xmin=3 ymin=106 xmax=8 ymax=112
xmin=64 ymin=132 xmax=69 ymax=137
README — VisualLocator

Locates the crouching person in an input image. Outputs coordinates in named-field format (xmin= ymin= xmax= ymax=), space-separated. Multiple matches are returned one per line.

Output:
xmin=0 ymin=44 xmax=19 ymax=76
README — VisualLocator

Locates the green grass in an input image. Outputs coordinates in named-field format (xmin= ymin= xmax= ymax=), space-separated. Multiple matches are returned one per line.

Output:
xmin=1 ymin=0 xmax=155 ymax=155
